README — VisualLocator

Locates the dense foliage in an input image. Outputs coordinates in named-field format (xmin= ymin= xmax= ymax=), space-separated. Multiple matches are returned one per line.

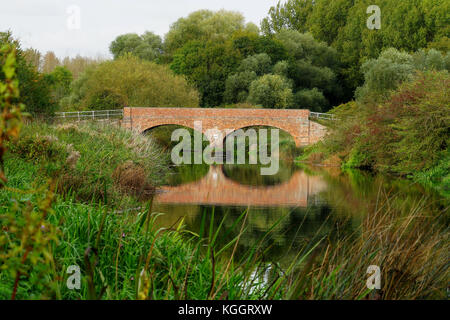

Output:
xmin=302 ymin=62 xmax=449 ymax=195
xmin=62 ymin=55 xmax=199 ymax=110
xmin=110 ymin=31 xmax=164 ymax=62
xmin=170 ymin=24 xmax=341 ymax=109
xmin=164 ymin=9 xmax=258 ymax=56
xmin=0 ymin=32 xmax=56 ymax=115
xmin=262 ymin=0 xmax=450 ymax=97
xmin=9 ymin=122 xmax=168 ymax=206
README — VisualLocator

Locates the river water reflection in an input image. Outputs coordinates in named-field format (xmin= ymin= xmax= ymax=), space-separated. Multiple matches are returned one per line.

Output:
xmin=152 ymin=162 xmax=445 ymax=264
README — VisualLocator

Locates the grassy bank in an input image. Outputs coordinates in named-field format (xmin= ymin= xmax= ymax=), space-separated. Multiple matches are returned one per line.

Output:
xmin=298 ymin=71 xmax=450 ymax=197
xmin=1 ymin=154 xmax=448 ymax=299
xmin=8 ymin=122 xmax=168 ymax=208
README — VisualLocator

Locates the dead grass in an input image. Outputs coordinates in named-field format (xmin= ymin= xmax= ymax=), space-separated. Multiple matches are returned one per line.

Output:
xmin=113 ymin=160 xmax=156 ymax=200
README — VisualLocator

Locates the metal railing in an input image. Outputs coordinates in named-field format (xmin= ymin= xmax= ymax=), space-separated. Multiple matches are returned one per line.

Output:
xmin=54 ymin=109 xmax=124 ymax=121
xmin=309 ymin=112 xmax=337 ymax=121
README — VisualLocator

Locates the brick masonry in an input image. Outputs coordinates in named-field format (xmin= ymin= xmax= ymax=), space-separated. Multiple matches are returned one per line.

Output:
xmin=122 ymin=107 xmax=327 ymax=147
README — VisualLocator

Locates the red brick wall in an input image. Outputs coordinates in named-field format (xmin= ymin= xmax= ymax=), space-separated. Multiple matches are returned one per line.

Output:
xmin=122 ymin=107 xmax=326 ymax=146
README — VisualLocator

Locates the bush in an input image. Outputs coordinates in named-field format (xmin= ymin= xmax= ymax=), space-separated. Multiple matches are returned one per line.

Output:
xmin=321 ymin=71 xmax=450 ymax=182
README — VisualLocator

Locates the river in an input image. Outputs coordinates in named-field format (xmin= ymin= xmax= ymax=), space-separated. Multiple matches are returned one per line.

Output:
xmin=151 ymin=159 xmax=446 ymax=265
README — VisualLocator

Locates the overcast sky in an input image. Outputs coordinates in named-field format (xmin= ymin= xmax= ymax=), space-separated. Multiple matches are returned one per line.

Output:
xmin=0 ymin=0 xmax=280 ymax=59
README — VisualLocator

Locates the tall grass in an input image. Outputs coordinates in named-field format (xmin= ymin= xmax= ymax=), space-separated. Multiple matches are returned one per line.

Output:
xmin=8 ymin=121 xmax=168 ymax=208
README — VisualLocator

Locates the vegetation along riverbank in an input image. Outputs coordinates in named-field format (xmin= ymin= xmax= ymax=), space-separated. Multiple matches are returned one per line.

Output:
xmin=1 ymin=0 xmax=449 ymax=300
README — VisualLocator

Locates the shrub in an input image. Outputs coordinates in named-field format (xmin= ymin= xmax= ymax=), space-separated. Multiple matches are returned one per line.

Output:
xmin=322 ymin=71 xmax=449 ymax=181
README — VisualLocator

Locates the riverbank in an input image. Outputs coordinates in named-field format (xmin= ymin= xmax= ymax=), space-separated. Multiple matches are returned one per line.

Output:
xmin=1 ymin=152 xmax=448 ymax=299
xmin=7 ymin=122 xmax=169 ymax=207
xmin=297 ymin=71 xmax=450 ymax=197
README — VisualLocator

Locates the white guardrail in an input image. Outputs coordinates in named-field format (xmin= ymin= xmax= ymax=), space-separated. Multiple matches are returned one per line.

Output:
xmin=54 ymin=110 xmax=124 ymax=121
xmin=54 ymin=109 xmax=336 ymax=122
xmin=309 ymin=112 xmax=337 ymax=121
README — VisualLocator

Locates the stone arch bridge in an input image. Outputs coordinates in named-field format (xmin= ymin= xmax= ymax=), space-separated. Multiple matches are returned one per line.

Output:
xmin=121 ymin=107 xmax=327 ymax=147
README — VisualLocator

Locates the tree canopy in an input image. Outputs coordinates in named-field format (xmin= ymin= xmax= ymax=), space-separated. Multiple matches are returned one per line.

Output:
xmin=109 ymin=31 xmax=163 ymax=61
xmin=261 ymin=0 xmax=450 ymax=96
xmin=164 ymin=10 xmax=258 ymax=56
xmin=63 ymin=55 xmax=199 ymax=110
xmin=0 ymin=31 xmax=56 ymax=115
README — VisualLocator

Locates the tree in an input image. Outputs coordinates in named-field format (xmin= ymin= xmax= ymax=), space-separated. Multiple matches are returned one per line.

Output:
xmin=238 ymin=53 xmax=272 ymax=76
xmin=261 ymin=0 xmax=449 ymax=97
xmin=64 ymin=55 xmax=199 ymax=111
xmin=109 ymin=31 xmax=163 ymax=61
xmin=0 ymin=32 xmax=56 ymax=115
xmin=261 ymin=0 xmax=315 ymax=35
xmin=61 ymin=55 xmax=104 ymax=79
xmin=224 ymin=53 xmax=274 ymax=104
xmin=275 ymin=30 xmax=341 ymax=108
xmin=247 ymin=74 xmax=293 ymax=108
xmin=355 ymin=48 xmax=415 ymax=102
xmin=224 ymin=71 xmax=258 ymax=103
xmin=42 ymin=51 xmax=60 ymax=73
xmin=23 ymin=48 xmax=42 ymax=71
xmin=294 ymin=88 xmax=328 ymax=112
xmin=164 ymin=10 xmax=256 ymax=56
xmin=170 ymin=40 xmax=241 ymax=107
xmin=46 ymin=66 xmax=73 ymax=103
xmin=231 ymin=31 xmax=287 ymax=64
xmin=356 ymin=48 xmax=449 ymax=102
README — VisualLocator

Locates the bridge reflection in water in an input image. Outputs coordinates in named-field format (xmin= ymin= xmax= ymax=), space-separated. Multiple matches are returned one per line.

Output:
xmin=155 ymin=165 xmax=327 ymax=207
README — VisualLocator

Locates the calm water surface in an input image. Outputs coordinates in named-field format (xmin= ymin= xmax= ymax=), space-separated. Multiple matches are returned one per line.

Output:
xmin=151 ymin=160 xmax=445 ymax=264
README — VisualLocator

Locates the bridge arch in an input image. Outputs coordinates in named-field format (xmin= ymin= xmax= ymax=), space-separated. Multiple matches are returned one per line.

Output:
xmin=140 ymin=122 xmax=213 ymax=147
xmin=221 ymin=124 xmax=297 ymax=147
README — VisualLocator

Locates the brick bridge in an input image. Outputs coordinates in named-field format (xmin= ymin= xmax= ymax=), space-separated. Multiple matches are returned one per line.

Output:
xmin=155 ymin=165 xmax=327 ymax=207
xmin=122 ymin=107 xmax=326 ymax=147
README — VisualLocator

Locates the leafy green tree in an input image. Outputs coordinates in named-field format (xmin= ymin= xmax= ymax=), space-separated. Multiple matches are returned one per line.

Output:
xmin=237 ymin=53 xmax=272 ymax=76
xmin=294 ymin=88 xmax=328 ymax=112
xmin=64 ymin=55 xmax=199 ymax=110
xmin=45 ymin=66 xmax=73 ymax=104
xmin=231 ymin=31 xmax=287 ymax=64
xmin=272 ymin=60 xmax=289 ymax=77
xmin=355 ymin=48 xmax=415 ymax=102
xmin=247 ymin=74 xmax=293 ymax=108
xmin=170 ymin=40 xmax=241 ymax=107
xmin=0 ymin=31 xmax=55 ymax=115
xmin=356 ymin=48 xmax=449 ymax=102
xmin=224 ymin=71 xmax=258 ymax=103
xmin=261 ymin=0 xmax=315 ymax=35
xmin=164 ymin=10 xmax=256 ymax=56
xmin=110 ymin=31 xmax=163 ymax=61
xmin=275 ymin=30 xmax=341 ymax=108
xmin=262 ymin=0 xmax=449 ymax=97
